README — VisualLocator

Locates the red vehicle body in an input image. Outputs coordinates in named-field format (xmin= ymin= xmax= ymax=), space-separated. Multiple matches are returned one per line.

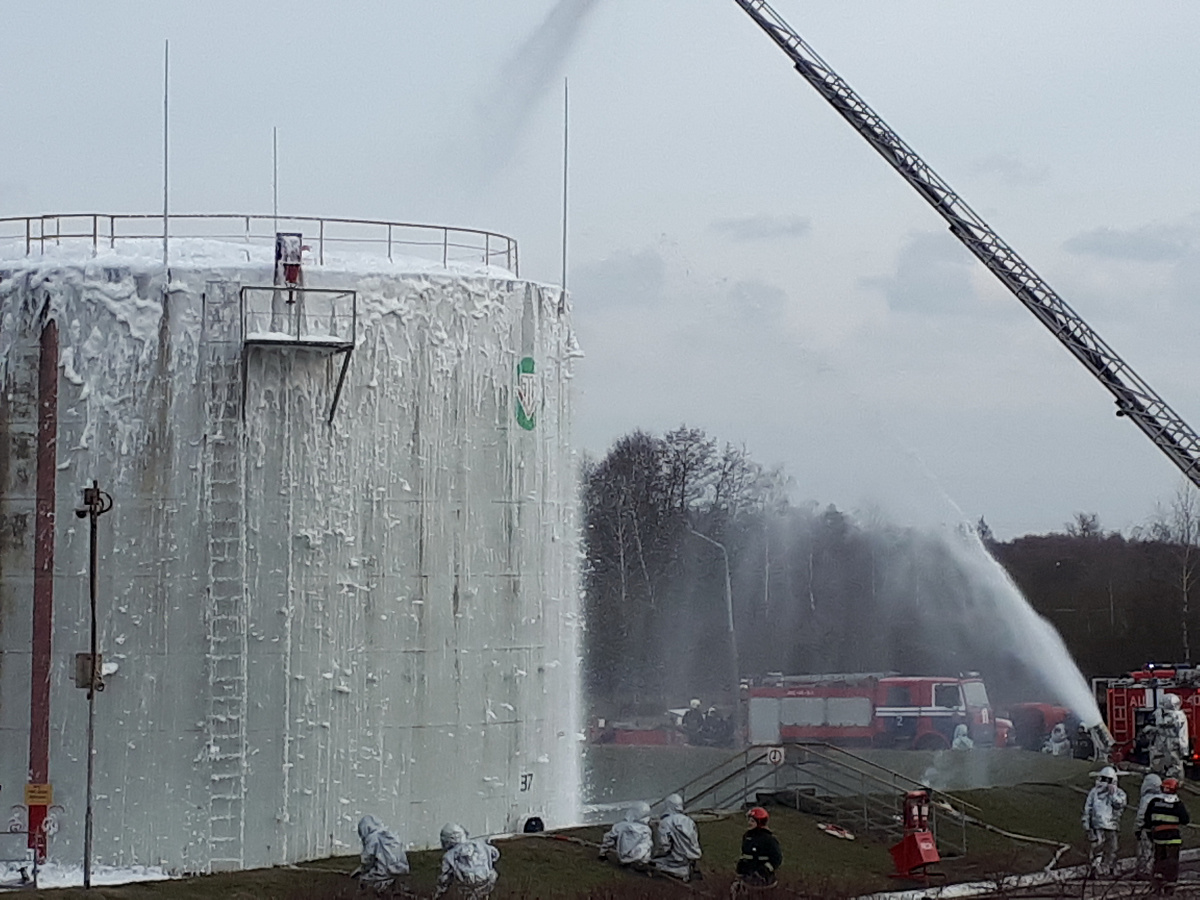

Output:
xmin=1003 ymin=701 xmax=1075 ymax=751
xmin=747 ymin=673 xmax=1004 ymax=750
xmin=1101 ymin=665 xmax=1200 ymax=768
xmin=587 ymin=717 xmax=686 ymax=746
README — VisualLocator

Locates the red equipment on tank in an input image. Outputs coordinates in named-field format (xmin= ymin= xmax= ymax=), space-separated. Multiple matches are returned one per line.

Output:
xmin=889 ymin=790 xmax=942 ymax=881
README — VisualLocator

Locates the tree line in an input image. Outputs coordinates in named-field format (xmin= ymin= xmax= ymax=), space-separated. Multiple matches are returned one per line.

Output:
xmin=582 ymin=427 xmax=1200 ymax=716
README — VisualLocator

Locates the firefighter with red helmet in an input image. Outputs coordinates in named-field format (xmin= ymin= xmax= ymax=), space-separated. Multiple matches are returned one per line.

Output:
xmin=736 ymin=807 xmax=783 ymax=886
xmin=1144 ymin=777 xmax=1190 ymax=893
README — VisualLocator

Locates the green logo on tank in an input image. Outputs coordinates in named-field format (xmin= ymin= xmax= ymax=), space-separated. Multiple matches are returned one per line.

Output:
xmin=516 ymin=356 xmax=537 ymax=431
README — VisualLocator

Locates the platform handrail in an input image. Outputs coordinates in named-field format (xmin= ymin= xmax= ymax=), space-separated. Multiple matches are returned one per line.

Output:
xmin=0 ymin=213 xmax=519 ymax=276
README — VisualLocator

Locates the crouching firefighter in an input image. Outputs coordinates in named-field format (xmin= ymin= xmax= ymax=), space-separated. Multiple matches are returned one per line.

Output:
xmin=735 ymin=807 xmax=782 ymax=887
xmin=433 ymin=823 xmax=500 ymax=899
xmin=598 ymin=802 xmax=653 ymax=870
xmin=652 ymin=794 xmax=703 ymax=882
xmin=351 ymin=815 xmax=411 ymax=894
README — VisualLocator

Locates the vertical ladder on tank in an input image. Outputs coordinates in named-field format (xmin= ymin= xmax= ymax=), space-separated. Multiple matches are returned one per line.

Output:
xmin=201 ymin=281 xmax=249 ymax=872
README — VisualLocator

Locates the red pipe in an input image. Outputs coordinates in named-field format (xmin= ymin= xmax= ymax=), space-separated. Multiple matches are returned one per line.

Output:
xmin=28 ymin=319 xmax=58 ymax=860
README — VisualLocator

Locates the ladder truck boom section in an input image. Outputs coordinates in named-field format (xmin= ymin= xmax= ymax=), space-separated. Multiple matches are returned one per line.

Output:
xmin=734 ymin=0 xmax=1200 ymax=490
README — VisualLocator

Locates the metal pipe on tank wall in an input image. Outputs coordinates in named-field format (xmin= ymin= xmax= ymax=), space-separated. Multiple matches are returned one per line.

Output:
xmin=27 ymin=320 xmax=59 ymax=864
xmin=76 ymin=481 xmax=112 ymax=889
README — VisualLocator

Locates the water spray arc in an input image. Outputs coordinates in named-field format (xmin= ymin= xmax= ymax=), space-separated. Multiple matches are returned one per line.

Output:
xmin=729 ymin=0 xmax=1169 ymax=748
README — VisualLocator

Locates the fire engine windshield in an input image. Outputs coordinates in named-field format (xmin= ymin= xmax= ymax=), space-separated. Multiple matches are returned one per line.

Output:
xmin=962 ymin=681 xmax=990 ymax=708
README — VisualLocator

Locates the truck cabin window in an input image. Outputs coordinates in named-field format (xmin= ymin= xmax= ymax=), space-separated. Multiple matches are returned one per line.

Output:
xmin=886 ymin=686 xmax=912 ymax=706
xmin=934 ymin=685 xmax=964 ymax=709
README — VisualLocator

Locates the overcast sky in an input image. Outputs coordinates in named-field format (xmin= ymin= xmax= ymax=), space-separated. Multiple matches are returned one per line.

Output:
xmin=5 ymin=1 xmax=1200 ymax=538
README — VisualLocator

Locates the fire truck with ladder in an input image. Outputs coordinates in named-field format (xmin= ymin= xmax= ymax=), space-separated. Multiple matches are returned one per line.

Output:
xmin=747 ymin=673 xmax=1007 ymax=750
xmin=729 ymin=1 xmax=1200 ymax=760
xmin=730 ymin=1 xmax=1200 ymax=499
xmin=1100 ymin=665 xmax=1200 ymax=772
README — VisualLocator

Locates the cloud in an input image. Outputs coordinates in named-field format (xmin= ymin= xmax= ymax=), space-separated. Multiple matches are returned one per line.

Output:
xmin=710 ymin=214 xmax=812 ymax=242
xmin=969 ymin=154 xmax=1049 ymax=187
xmin=861 ymin=231 xmax=977 ymax=313
xmin=1063 ymin=224 xmax=1193 ymax=263
xmin=571 ymin=247 xmax=667 ymax=307
xmin=725 ymin=279 xmax=788 ymax=326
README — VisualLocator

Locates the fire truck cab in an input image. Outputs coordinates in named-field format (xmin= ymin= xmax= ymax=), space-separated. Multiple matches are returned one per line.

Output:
xmin=1101 ymin=665 xmax=1200 ymax=770
xmin=747 ymin=673 xmax=1001 ymax=750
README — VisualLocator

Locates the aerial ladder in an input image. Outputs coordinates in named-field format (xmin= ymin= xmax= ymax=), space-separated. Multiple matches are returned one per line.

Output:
xmin=733 ymin=0 xmax=1200 ymax=491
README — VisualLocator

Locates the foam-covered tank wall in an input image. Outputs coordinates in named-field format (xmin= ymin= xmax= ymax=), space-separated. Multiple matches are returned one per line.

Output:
xmin=0 ymin=223 xmax=581 ymax=873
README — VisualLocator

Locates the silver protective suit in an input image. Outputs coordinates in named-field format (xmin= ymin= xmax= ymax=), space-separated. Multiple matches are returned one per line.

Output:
xmin=434 ymin=823 xmax=500 ymax=899
xmin=1135 ymin=773 xmax=1163 ymax=877
xmin=1042 ymin=723 xmax=1072 ymax=757
xmin=652 ymin=794 xmax=702 ymax=880
xmin=1150 ymin=694 xmax=1189 ymax=779
xmin=951 ymin=724 xmax=974 ymax=751
xmin=1082 ymin=771 xmax=1127 ymax=874
xmin=599 ymin=802 xmax=653 ymax=866
xmin=353 ymin=815 xmax=410 ymax=891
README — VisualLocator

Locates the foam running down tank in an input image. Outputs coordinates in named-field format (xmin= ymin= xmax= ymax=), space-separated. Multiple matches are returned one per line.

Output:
xmin=0 ymin=214 xmax=582 ymax=873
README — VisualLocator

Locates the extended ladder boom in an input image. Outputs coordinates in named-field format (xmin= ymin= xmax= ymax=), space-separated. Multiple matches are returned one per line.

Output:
xmin=734 ymin=0 xmax=1200 ymax=490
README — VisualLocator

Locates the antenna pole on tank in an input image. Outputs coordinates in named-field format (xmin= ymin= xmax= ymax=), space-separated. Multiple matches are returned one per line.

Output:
xmin=162 ymin=39 xmax=170 ymax=277
xmin=273 ymin=126 xmax=279 ymax=231
xmin=559 ymin=77 xmax=569 ymax=308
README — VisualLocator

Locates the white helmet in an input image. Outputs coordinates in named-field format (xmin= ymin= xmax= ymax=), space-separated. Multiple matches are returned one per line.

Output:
xmin=439 ymin=822 xmax=468 ymax=849
xmin=1096 ymin=766 xmax=1118 ymax=782
xmin=624 ymin=801 xmax=652 ymax=824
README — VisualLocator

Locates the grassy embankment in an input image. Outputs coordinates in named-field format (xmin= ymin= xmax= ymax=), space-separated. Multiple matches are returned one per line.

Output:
xmin=29 ymin=758 xmax=1199 ymax=899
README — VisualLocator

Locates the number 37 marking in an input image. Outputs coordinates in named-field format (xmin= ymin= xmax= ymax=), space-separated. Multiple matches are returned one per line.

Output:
xmin=520 ymin=773 xmax=534 ymax=792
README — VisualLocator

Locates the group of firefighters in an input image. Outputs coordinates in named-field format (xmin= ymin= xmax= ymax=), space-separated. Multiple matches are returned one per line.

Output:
xmin=1081 ymin=693 xmax=1193 ymax=893
xmin=351 ymin=815 xmax=500 ymax=898
xmin=348 ymin=694 xmax=1195 ymax=896
xmin=350 ymin=800 xmax=784 ymax=896
xmin=596 ymin=794 xmax=783 ymax=888
xmin=681 ymin=698 xmax=737 ymax=747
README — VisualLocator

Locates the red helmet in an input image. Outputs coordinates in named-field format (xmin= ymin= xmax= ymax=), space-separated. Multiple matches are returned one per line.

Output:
xmin=1163 ymin=778 xmax=1180 ymax=794
xmin=747 ymin=806 xmax=769 ymax=825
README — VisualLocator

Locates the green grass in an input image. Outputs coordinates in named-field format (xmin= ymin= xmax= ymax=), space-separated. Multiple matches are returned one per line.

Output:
xmin=27 ymin=764 xmax=1200 ymax=898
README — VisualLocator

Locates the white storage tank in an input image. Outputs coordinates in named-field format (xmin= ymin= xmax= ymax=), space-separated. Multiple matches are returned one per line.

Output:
xmin=0 ymin=215 xmax=581 ymax=873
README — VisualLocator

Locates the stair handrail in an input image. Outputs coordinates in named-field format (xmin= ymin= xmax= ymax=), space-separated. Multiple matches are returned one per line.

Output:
xmin=790 ymin=742 xmax=981 ymax=811
xmin=691 ymin=764 xmax=789 ymax=812
xmin=662 ymin=741 xmax=978 ymax=818
xmin=661 ymin=747 xmax=771 ymax=808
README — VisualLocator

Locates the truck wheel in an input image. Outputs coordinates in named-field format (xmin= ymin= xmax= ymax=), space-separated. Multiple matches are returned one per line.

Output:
xmin=914 ymin=733 xmax=949 ymax=751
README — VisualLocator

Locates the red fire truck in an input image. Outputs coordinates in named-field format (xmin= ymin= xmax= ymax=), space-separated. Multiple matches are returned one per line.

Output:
xmin=747 ymin=673 xmax=1005 ymax=750
xmin=1100 ymin=665 xmax=1200 ymax=769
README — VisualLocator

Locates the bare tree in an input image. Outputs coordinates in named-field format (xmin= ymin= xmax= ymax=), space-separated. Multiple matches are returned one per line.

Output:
xmin=1151 ymin=481 xmax=1200 ymax=663
xmin=662 ymin=426 xmax=716 ymax=514
xmin=1065 ymin=512 xmax=1103 ymax=539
